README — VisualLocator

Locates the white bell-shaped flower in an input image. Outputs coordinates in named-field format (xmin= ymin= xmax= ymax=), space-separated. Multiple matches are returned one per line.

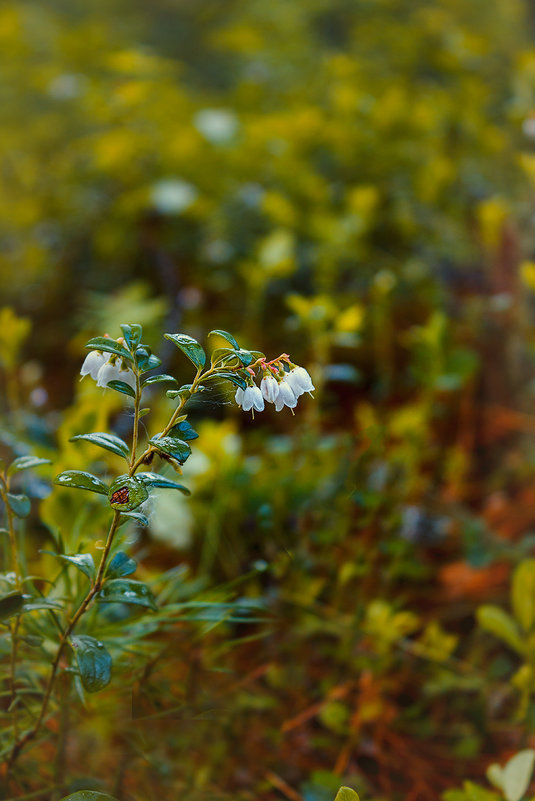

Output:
xmin=235 ymin=387 xmax=245 ymax=407
xmin=260 ymin=375 xmax=279 ymax=404
xmin=242 ymin=385 xmax=264 ymax=413
xmin=274 ymin=379 xmax=297 ymax=411
xmin=80 ymin=350 xmax=107 ymax=380
xmin=96 ymin=359 xmax=136 ymax=390
xmin=116 ymin=364 xmax=137 ymax=390
xmin=285 ymin=366 xmax=315 ymax=397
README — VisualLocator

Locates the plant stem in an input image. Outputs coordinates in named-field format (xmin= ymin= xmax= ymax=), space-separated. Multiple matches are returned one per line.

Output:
xmin=129 ymin=370 xmax=141 ymax=476
xmin=1 ymin=477 xmax=23 ymax=744
xmin=7 ymin=510 xmax=121 ymax=773
xmin=129 ymin=364 xmax=208 ymax=475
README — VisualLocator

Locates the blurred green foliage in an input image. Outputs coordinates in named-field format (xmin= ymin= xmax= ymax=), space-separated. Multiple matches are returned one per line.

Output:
xmin=4 ymin=0 xmax=535 ymax=799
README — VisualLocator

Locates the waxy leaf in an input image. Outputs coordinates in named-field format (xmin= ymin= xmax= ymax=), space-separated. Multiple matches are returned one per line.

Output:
xmin=54 ymin=471 xmax=108 ymax=496
xmin=85 ymin=336 xmax=133 ymax=362
xmin=210 ymin=347 xmax=241 ymax=368
xmin=138 ymin=472 xmax=191 ymax=494
xmin=108 ymin=475 xmax=148 ymax=511
xmin=119 ymin=511 xmax=149 ymax=527
xmin=97 ymin=578 xmax=157 ymax=611
xmin=164 ymin=333 xmax=206 ymax=368
xmin=142 ymin=373 xmax=178 ymax=388
xmin=70 ymin=432 xmax=130 ymax=459
xmin=135 ymin=346 xmax=162 ymax=373
xmin=7 ymin=455 xmax=51 ymax=476
xmin=205 ymin=370 xmax=247 ymax=390
xmin=23 ymin=599 xmax=63 ymax=612
xmin=236 ymin=348 xmax=253 ymax=366
xmin=208 ymin=329 xmax=240 ymax=350
xmin=70 ymin=635 xmax=112 ymax=693
xmin=106 ymin=380 xmax=136 ymax=398
xmin=120 ymin=323 xmax=143 ymax=349
xmin=105 ymin=551 xmax=137 ymax=579
xmin=7 ymin=493 xmax=31 ymax=518
xmin=49 ymin=552 xmax=95 ymax=580
xmin=59 ymin=793 xmax=120 ymax=801
xmin=149 ymin=435 xmax=192 ymax=465
xmin=171 ymin=419 xmax=198 ymax=441
xmin=0 ymin=591 xmax=24 ymax=621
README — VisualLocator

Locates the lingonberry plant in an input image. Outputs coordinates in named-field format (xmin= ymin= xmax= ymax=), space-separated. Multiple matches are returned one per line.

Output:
xmin=0 ymin=324 xmax=313 ymax=798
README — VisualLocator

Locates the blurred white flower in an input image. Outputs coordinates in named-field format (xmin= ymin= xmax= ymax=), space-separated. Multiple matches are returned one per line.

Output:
xmin=275 ymin=379 xmax=297 ymax=411
xmin=260 ymin=375 xmax=279 ymax=403
xmin=285 ymin=366 xmax=315 ymax=397
xmin=80 ymin=350 xmax=107 ymax=380
xmin=235 ymin=387 xmax=245 ymax=407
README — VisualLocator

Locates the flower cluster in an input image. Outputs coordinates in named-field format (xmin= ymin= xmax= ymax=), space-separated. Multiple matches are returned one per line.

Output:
xmin=80 ymin=349 xmax=136 ymax=391
xmin=235 ymin=363 xmax=314 ymax=415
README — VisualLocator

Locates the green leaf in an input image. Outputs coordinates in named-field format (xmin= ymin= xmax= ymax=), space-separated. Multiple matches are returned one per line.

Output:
xmin=334 ymin=789 xmax=360 ymax=801
xmin=477 ymin=605 xmax=524 ymax=653
xmin=208 ymin=329 xmax=240 ymax=349
xmin=70 ymin=432 xmax=130 ymax=459
xmin=512 ymin=561 xmax=535 ymax=631
xmin=170 ymin=419 xmax=198 ymax=441
xmin=149 ymin=435 xmax=192 ymax=465
xmin=97 ymin=578 xmax=157 ymax=611
xmin=22 ymin=599 xmax=63 ymax=612
xmin=58 ymin=793 xmax=120 ymax=801
xmin=70 ymin=635 xmax=112 ymax=693
xmin=120 ymin=323 xmax=143 ymax=349
xmin=47 ymin=552 xmax=95 ymax=580
xmin=210 ymin=347 xmax=241 ymax=368
xmin=7 ymin=493 xmax=31 ymax=518
xmin=236 ymin=348 xmax=254 ymax=367
xmin=7 ymin=456 xmax=51 ymax=477
xmin=119 ymin=511 xmax=149 ymax=527
xmin=502 ymin=750 xmax=535 ymax=801
xmin=205 ymin=370 xmax=247 ymax=390
xmin=108 ymin=475 xmax=149 ymax=511
xmin=142 ymin=373 xmax=178 ymax=388
xmin=54 ymin=471 xmax=109 ymax=496
xmin=138 ymin=472 xmax=191 ymax=494
xmin=106 ymin=380 xmax=136 ymax=398
xmin=0 ymin=591 xmax=24 ymax=621
xmin=85 ymin=336 xmax=133 ymax=362
xmin=135 ymin=346 xmax=162 ymax=373
xmin=164 ymin=333 xmax=206 ymax=369
xmin=105 ymin=551 xmax=137 ymax=579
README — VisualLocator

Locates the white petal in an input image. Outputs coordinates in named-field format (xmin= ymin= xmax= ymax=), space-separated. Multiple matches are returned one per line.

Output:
xmin=80 ymin=350 xmax=107 ymax=380
xmin=285 ymin=371 xmax=305 ymax=397
xmin=290 ymin=366 xmax=314 ymax=393
xmin=251 ymin=386 xmax=265 ymax=412
xmin=261 ymin=375 xmax=279 ymax=403
xmin=117 ymin=368 xmax=136 ymax=390
xmin=96 ymin=361 xmax=120 ymax=388
xmin=242 ymin=387 xmax=255 ymax=411
xmin=274 ymin=393 xmax=285 ymax=412
xmin=235 ymin=387 xmax=244 ymax=407
xmin=279 ymin=380 xmax=297 ymax=409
